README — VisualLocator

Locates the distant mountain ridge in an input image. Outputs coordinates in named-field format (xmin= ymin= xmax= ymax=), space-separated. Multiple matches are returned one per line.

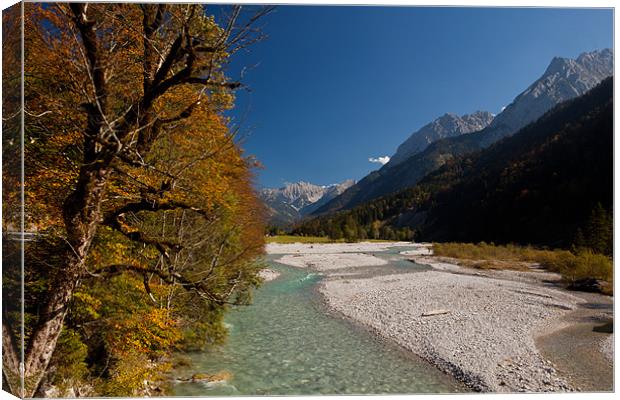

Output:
xmin=294 ymin=77 xmax=613 ymax=246
xmin=259 ymin=180 xmax=355 ymax=227
xmin=388 ymin=111 xmax=495 ymax=166
xmin=313 ymin=48 xmax=613 ymax=215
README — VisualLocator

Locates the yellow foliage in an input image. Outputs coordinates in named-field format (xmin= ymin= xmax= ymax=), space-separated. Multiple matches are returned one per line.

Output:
xmin=98 ymin=351 xmax=171 ymax=397
xmin=20 ymin=3 xmax=268 ymax=396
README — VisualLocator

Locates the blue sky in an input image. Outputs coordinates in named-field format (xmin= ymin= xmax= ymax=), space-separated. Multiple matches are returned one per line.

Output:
xmin=223 ymin=6 xmax=613 ymax=188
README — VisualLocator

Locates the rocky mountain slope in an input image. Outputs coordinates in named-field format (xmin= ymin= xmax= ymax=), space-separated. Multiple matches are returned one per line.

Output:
xmin=260 ymin=180 xmax=354 ymax=226
xmin=417 ymin=77 xmax=613 ymax=245
xmin=480 ymin=48 xmax=613 ymax=146
xmin=388 ymin=111 xmax=494 ymax=166
xmin=313 ymin=49 xmax=613 ymax=215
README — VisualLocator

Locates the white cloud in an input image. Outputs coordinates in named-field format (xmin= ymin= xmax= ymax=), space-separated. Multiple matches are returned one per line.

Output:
xmin=369 ymin=156 xmax=390 ymax=165
xmin=501 ymin=105 xmax=507 ymax=112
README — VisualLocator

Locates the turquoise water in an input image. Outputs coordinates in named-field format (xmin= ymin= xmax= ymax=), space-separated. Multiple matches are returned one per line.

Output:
xmin=172 ymin=250 xmax=464 ymax=396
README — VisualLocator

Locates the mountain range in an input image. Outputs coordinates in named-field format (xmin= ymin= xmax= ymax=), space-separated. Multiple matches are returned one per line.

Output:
xmin=312 ymin=48 xmax=613 ymax=215
xmin=294 ymin=76 xmax=613 ymax=248
xmin=259 ymin=180 xmax=355 ymax=226
xmin=419 ymin=77 xmax=613 ymax=245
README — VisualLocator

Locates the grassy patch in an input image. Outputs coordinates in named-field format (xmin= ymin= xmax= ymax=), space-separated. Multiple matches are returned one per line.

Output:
xmin=433 ymin=242 xmax=613 ymax=294
xmin=266 ymin=235 xmax=394 ymax=244
xmin=266 ymin=235 xmax=341 ymax=244
xmin=433 ymin=242 xmax=552 ymax=262
xmin=454 ymin=258 xmax=532 ymax=272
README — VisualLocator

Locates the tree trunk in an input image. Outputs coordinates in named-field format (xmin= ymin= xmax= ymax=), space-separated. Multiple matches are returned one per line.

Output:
xmin=22 ymin=267 xmax=78 ymax=396
xmin=20 ymin=166 xmax=110 ymax=397
xmin=2 ymin=313 xmax=22 ymax=396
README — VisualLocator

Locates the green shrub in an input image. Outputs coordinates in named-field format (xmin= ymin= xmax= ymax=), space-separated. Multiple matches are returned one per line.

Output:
xmin=48 ymin=329 xmax=90 ymax=394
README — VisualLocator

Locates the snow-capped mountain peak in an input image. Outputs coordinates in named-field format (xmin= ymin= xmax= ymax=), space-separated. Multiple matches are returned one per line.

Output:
xmin=259 ymin=180 xmax=355 ymax=226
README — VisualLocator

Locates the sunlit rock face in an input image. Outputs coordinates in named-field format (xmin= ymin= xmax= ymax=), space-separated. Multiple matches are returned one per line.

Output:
xmin=388 ymin=111 xmax=495 ymax=167
xmin=481 ymin=48 xmax=613 ymax=146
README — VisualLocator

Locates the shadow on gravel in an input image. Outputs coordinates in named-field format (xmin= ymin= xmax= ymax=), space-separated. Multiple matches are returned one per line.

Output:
xmin=592 ymin=320 xmax=613 ymax=333
xmin=571 ymin=315 xmax=613 ymax=325
xmin=580 ymin=302 xmax=613 ymax=311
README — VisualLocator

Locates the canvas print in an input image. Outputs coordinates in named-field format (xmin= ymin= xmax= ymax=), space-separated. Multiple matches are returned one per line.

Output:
xmin=1 ymin=2 xmax=614 ymax=397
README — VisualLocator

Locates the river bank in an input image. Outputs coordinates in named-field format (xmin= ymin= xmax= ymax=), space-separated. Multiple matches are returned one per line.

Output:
xmin=268 ymin=242 xmax=613 ymax=393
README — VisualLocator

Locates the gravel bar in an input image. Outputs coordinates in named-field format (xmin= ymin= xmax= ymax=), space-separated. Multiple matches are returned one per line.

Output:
xmin=267 ymin=242 xmax=604 ymax=393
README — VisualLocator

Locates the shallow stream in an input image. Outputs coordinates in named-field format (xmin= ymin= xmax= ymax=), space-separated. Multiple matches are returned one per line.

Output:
xmin=172 ymin=249 xmax=464 ymax=395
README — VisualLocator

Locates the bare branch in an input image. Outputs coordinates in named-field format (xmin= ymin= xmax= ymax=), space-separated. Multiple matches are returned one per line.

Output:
xmin=93 ymin=264 xmax=244 ymax=305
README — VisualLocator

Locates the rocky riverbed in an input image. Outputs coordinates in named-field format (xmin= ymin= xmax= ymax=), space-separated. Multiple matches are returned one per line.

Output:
xmin=268 ymin=242 xmax=613 ymax=393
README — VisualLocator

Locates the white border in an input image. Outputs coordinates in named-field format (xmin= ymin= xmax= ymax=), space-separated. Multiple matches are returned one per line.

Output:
xmin=0 ymin=2 xmax=615 ymax=400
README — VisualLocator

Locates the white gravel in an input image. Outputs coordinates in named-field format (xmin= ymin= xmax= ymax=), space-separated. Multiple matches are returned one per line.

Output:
xmin=266 ymin=241 xmax=413 ymax=255
xmin=276 ymin=252 xmax=387 ymax=271
xmin=320 ymin=270 xmax=581 ymax=392
xmin=413 ymin=255 xmax=565 ymax=286
xmin=268 ymin=242 xmax=589 ymax=393
xmin=599 ymin=334 xmax=614 ymax=364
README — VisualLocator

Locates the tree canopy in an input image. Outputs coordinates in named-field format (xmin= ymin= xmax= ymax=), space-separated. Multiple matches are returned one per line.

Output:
xmin=2 ymin=3 xmax=270 ymax=396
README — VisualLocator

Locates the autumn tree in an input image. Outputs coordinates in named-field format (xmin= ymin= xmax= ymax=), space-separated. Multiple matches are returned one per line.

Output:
xmin=2 ymin=3 xmax=25 ymax=396
xmin=2 ymin=3 xmax=270 ymax=396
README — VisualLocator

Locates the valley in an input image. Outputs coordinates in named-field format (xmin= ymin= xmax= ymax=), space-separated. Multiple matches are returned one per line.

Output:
xmin=294 ymin=68 xmax=613 ymax=251
xmin=245 ymin=48 xmax=614 ymax=395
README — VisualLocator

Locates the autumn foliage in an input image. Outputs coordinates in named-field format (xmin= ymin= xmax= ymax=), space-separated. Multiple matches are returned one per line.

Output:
xmin=3 ymin=3 xmax=269 ymax=396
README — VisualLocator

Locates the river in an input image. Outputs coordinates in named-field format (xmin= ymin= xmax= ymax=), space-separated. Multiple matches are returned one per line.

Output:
xmin=172 ymin=250 xmax=465 ymax=396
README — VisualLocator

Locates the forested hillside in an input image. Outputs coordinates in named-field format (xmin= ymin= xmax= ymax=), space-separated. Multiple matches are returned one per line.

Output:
xmin=294 ymin=77 xmax=613 ymax=253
